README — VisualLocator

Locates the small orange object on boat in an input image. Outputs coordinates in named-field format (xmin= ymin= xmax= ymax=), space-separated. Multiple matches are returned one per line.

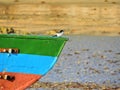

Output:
xmin=0 ymin=48 xmax=19 ymax=53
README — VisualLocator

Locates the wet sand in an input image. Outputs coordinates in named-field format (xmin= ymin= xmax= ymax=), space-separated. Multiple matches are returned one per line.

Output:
xmin=27 ymin=35 xmax=120 ymax=90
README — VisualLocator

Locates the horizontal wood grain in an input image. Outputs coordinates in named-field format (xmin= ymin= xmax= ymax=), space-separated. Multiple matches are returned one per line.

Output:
xmin=0 ymin=1 xmax=119 ymax=35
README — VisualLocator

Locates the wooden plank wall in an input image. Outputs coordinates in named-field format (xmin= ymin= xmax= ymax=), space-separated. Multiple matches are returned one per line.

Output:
xmin=0 ymin=0 xmax=119 ymax=35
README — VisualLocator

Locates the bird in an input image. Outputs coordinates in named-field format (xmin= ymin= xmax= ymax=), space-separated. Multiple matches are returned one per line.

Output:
xmin=53 ymin=30 xmax=64 ymax=37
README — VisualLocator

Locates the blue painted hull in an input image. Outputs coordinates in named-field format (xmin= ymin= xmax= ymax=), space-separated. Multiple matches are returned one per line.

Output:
xmin=0 ymin=53 xmax=57 ymax=75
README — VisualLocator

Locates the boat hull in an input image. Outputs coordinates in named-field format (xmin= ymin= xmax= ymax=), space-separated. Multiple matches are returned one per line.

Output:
xmin=0 ymin=34 xmax=68 ymax=90
xmin=0 ymin=53 xmax=57 ymax=75
xmin=0 ymin=72 xmax=41 ymax=90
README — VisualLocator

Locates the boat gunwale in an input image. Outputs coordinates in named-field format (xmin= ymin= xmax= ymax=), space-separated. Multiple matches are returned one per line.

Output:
xmin=0 ymin=34 xmax=68 ymax=41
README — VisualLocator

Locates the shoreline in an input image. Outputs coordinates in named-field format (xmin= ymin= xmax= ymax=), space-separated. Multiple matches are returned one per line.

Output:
xmin=30 ymin=82 xmax=119 ymax=90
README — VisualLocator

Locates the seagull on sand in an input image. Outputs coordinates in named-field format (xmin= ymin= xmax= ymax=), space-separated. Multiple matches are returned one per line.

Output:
xmin=53 ymin=30 xmax=64 ymax=37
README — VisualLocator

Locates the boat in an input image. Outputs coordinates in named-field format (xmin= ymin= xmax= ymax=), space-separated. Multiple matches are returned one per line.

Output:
xmin=0 ymin=34 xmax=68 ymax=90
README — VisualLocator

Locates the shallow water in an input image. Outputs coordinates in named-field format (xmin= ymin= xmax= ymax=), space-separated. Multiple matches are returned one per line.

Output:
xmin=28 ymin=35 xmax=120 ymax=89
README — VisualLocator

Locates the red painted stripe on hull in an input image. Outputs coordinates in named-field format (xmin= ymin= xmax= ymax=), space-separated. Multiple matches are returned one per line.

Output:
xmin=0 ymin=72 xmax=42 ymax=90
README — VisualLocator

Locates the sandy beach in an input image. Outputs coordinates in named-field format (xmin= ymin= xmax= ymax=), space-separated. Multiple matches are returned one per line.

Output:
xmin=26 ymin=35 xmax=120 ymax=90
